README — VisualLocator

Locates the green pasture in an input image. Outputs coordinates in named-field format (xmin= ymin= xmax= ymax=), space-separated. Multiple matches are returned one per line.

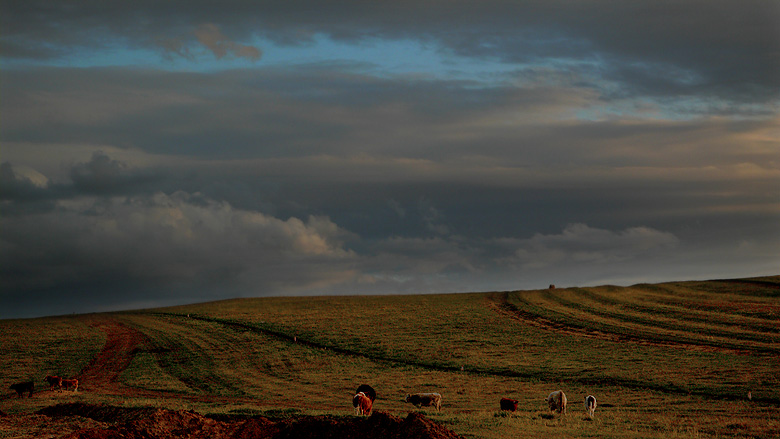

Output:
xmin=0 ymin=315 xmax=104 ymax=387
xmin=1 ymin=276 xmax=778 ymax=438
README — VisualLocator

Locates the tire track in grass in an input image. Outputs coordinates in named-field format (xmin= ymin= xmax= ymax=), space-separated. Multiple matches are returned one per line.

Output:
xmin=573 ymin=288 xmax=779 ymax=336
xmin=499 ymin=290 xmax=779 ymax=356
xmin=546 ymin=289 xmax=780 ymax=351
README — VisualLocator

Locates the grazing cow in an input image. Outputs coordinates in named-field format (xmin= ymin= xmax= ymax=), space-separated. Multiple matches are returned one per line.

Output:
xmin=545 ymin=390 xmax=567 ymax=415
xmin=500 ymin=397 xmax=519 ymax=412
xmin=353 ymin=392 xmax=373 ymax=416
xmin=44 ymin=375 xmax=63 ymax=392
xmin=405 ymin=393 xmax=442 ymax=412
xmin=61 ymin=378 xmax=79 ymax=392
xmin=549 ymin=284 xmax=556 ymax=289
xmin=584 ymin=395 xmax=597 ymax=418
xmin=355 ymin=384 xmax=377 ymax=403
xmin=9 ymin=381 xmax=34 ymax=398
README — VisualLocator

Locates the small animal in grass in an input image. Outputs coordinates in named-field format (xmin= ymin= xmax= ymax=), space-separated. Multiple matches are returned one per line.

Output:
xmin=61 ymin=378 xmax=79 ymax=391
xmin=500 ymin=397 xmax=519 ymax=412
xmin=44 ymin=375 xmax=63 ymax=392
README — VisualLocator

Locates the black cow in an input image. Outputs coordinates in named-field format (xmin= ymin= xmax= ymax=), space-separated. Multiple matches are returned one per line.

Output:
xmin=355 ymin=384 xmax=377 ymax=402
xmin=9 ymin=381 xmax=34 ymax=398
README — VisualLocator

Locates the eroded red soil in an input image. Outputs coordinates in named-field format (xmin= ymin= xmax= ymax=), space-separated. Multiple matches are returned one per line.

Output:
xmin=41 ymin=404 xmax=464 ymax=439
xmin=77 ymin=317 xmax=151 ymax=394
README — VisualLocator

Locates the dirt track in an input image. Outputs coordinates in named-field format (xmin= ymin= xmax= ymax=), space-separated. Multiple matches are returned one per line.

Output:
xmin=77 ymin=317 xmax=150 ymax=394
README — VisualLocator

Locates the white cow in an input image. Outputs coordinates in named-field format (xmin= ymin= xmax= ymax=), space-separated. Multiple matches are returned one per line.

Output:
xmin=405 ymin=392 xmax=442 ymax=412
xmin=584 ymin=395 xmax=597 ymax=418
xmin=545 ymin=390 xmax=567 ymax=414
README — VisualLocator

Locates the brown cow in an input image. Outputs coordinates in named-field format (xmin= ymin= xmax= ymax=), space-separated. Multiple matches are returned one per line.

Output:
xmin=545 ymin=390 xmax=567 ymax=415
xmin=61 ymin=378 xmax=79 ymax=392
xmin=353 ymin=392 xmax=372 ymax=416
xmin=44 ymin=375 xmax=62 ymax=392
xmin=9 ymin=381 xmax=34 ymax=398
xmin=405 ymin=393 xmax=442 ymax=411
xmin=500 ymin=397 xmax=519 ymax=412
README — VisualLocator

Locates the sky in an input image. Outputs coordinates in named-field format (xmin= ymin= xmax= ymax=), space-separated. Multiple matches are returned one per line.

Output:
xmin=1 ymin=1 xmax=779 ymax=319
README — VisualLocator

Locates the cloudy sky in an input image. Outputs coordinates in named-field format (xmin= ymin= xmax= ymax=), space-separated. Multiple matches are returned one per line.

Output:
xmin=2 ymin=1 xmax=778 ymax=319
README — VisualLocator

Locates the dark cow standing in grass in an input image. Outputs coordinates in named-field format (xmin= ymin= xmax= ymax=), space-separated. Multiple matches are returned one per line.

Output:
xmin=45 ymin=375 xmax=63 ymax=392
xmin=61 ymin=378 xmax=79 ymax=391
xmin=500 ymin=397 xmax=519 ymax=412
xmin=405 ymin=392 xmax=442 ymax=412
xmin=9 ymin=381 xmax=34 ymax=398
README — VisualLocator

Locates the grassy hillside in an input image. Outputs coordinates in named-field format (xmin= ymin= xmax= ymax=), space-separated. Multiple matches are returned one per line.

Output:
xmin=1 ymin=276 xmax=779 ymax=438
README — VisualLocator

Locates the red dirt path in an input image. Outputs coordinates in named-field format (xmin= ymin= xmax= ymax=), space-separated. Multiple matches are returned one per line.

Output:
xmin=77 ymin=317 xmax=150 ymax=394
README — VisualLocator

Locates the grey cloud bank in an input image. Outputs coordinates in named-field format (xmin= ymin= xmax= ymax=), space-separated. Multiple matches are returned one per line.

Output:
xmin=1 ymin=1 xmax=778 ymax=319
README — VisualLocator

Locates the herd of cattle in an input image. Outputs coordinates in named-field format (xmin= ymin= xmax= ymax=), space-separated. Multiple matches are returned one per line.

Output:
xmin=8 ymin=375 xmax=79 ymax=398
xmin=354 ymin=384 xmax=597 ymax=418
xmin=12 ymin=377 xmax=596 ymax=418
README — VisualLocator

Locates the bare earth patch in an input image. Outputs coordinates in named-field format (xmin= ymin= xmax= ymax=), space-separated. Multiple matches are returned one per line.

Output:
xmin=28 ymin=403 xmax=464 ymax=439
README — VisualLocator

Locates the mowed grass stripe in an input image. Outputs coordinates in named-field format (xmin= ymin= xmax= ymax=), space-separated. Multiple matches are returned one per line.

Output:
xmin=575 ymin=286 xmax=779 ymax=335
xmin=640 ymin=281 xmax=780 ymax=321
xmin=561 ymin=288 xmax=780 ymax=345
xmin=539 ymin=289 xmax=779 ymax=353
xmin=118 ymin=313 xmax=400 ymax=408
xmin=507 ymin=289 xmax=779 ymax=354
xmin=119 ymin=314 xmax=268 ymax=396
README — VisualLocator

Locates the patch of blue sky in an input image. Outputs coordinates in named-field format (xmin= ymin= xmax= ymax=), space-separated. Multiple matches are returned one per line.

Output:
xmin=2 ymin=33 xmax=523 ymax=86
xmin=258 ymin=34 xmax=521 ymax=85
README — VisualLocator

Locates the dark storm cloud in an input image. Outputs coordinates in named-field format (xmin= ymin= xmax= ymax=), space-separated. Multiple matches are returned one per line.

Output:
xmin=1 ymin=1 xmax=778 ymax=319
xmin=5 ymin=65 xmax=776 ymax=166
xmin=1 ymin=149 xmax=777 ymax=318
xmin=70 ymin=151 xmax=162 ymax=195
xmin=0 ymin=181 xmax=358 ymax=317
xmin=2 ymin=0 xmax=778 ymax=104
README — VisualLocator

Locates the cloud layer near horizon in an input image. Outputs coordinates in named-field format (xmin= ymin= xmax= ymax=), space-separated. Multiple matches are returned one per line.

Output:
xmin=1 ymin=1 xmax=778 ymax=318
